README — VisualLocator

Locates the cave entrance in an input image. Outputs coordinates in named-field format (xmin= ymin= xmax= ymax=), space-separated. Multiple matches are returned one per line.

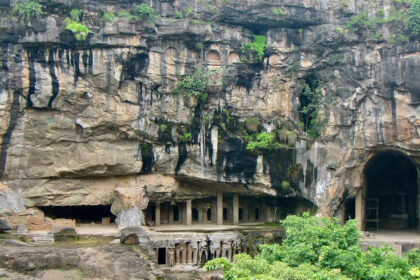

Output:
xmin=38 ymin=205 xmax=116 ymax=224
xmin=158 ymin=248 xmax=167 ymax=265
xmin=364 ymin=152 xmax=418 ymax=231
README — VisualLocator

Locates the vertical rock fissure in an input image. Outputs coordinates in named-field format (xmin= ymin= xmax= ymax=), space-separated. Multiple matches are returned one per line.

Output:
xmin=47 ymin=49 xmax=59 ymax=107
xmin=27 ymin=53 xmax=36 ymax=107
xmin=0 ymin=90 xmax=21 ymax=178
xmin=175 ymin=143 xmax=187 ymax=175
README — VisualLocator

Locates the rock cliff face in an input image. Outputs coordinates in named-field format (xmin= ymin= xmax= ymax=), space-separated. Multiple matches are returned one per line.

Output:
xmin=0 ymin=0 xmax=419 ymax=222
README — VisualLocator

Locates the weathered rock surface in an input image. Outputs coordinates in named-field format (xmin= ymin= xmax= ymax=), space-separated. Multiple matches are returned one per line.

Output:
xmin=0 ymin=240 xmax=162 ymax=279
xmin=0 ymin=0 xmax=418 ymax=222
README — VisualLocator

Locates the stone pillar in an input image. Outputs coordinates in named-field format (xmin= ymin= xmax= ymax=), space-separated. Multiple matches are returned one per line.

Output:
xmin=155 ymin=203 xmax=161 ymax=226
xmin=355 ymin=189 xmax=363 ymax=231
xmin=186 ymin=200 xmax=192 ymax=226
xmin=233 ymin=194 xmax=239 ymax=225
xmin=217 ymin=193 xmax=223 ymax=225
xmin=182 ymin=243 xmax=187 ymax=264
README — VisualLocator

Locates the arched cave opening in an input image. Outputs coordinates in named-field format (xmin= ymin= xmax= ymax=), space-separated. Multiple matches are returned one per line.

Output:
xmin=38 ymin=205 xmax=116 ymax=224
xmin=364 ymin=152 xmax=418 ymax=230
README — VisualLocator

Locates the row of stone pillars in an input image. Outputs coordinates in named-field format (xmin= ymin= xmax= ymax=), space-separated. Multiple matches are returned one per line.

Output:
xmin=154 ymin=193 xmax=240 ymax=226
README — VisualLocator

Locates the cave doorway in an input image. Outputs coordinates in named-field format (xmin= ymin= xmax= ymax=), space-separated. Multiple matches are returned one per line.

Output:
xmin=364 ymin=152 xmax=418 ymax=231
xmin=344 ymin=198 xmax=355 ymax=222
xmin=158 ymin=248 xmax=166 ymax=265
xmin=38 ymin=205 xmax=116 ymax=224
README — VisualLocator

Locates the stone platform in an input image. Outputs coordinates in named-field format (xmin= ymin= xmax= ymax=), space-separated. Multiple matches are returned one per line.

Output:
xmin=360 ymin=230 xmax=420 ymax=255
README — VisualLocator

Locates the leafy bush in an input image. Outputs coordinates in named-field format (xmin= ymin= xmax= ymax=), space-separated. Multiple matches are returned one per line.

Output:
xmin=194 ymin=42 xmax=204 ymax=51
xmin=346 ymin=11 xmax=373 ymax=34
xmin=103 ymin=11 xmax=115 ymax=23
xmin=299 ymin=80 xmax=331 ymax=139
xmin=180 ymin=132 xmax=191 ymax=142
xmin=407 ymin=0 xmax=420 ymax=35
xmin=206 ymin=213 xmax=420 ymax=280
xmin=184 ymin=7 xmax=193 ymax=17
xmin=175 ymin=11 xmax=183 ymax=19
xmin=173 ymin=70 xmax=209 ymax=100
xmin=12 ymin=1 xmax=42 ymax=25
xmin=246 ymin=132 xmax=273 ymax=152
xmin=241 ymin=35 xmax=266 ymax=63
xmin=70 ymin=9 xmax=82 ymax=21
xmin=134 ymin=4 xmax=157 ymax=18
xmin=64 ymin=19 xmax=90 ymax=41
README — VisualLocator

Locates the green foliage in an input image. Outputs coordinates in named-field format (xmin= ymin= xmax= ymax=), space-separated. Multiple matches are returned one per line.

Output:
xmin=271 ymin=7 xmax=285 ymax=16
xmin=117 ymin=10 xmax=138 ymax=21
xmin=300 ymin=80 xmax=331 ymax=139
xmin=246 ymin=132 xmax=273 ymax=152
xmin=103 ymin=11 xmax=115 ymax=23
xmin=175 ymin=11 xmax=183 ymax=19
xmin=346 ymin=11 xmax=372 ymax=33
xmin=194 ymin=42 xmax=204 ymax=51
xmin=336 ymin=27 xmax=344 ymax=35
xmin=391 ymin=32 xmax=410 ymax=43
xmin=410 ymin=267 xmax=420 ymax=279
xmin=180 ymin=132 xmax=191 ymax=142
xmin=241 ymin=35 xmax=267 ymax=63
xmin=407 ymin=0 xmax=420 ymax=35
xmin=281 ymin=180 xmax=291 ymax=191
xmin=134 ymin=4 xmax=157 ymax=18
xmin=173 ymin=69 xmax=209 ymax=101
xmin=184 ymin=7 xmax=193 ymax=17
xmin=70 ymin=9 xmax=82 ymax=22
xmin=12 ymin=1 xmax=42 ymax=25
xmin=64 ymin=18 xmax=90 ymax=41
xmin=206 ymin=213 xmax=420 ymax=280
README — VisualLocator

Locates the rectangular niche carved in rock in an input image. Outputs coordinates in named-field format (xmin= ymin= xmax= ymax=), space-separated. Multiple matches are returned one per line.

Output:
xmin=38 ymin=205 xmax=116 ymax=224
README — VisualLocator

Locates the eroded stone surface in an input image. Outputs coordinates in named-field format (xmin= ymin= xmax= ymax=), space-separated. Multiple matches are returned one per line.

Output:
xmin=0 ymin=0 xmax=418 ymax=225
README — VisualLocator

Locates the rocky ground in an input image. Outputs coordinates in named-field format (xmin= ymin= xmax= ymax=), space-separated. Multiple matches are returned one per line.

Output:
xmin=0 ymin=236 xmax=164 ymax=280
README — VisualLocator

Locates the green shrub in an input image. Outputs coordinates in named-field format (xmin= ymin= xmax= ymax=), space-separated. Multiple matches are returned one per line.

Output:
xmin=134 ymin=4 xmax=157 ymax=18
xmin=184 ymin=7 xmax=193 ymax=17
xmin=194 ymin=42 xmax=204 ymax=51
xmin=246 ymin=132 xmax=273 ymax=152
xmin=407 ymin=0 xmax=420 ymax=35
xmin=103 ymin=11 xmax=115 ymax=23
xmin=64 ymin=19 xmax=90 ymax=41
xmin=346 ymin=11 xmax=372 ymax=33
xmin=70 ymin=9 xmax=82 ymax=21
xmin=175 ymin=11 xmax=183 ymax=19
xmin=299 ymin=80 xmax=332 ymax=139
xmin=241 ymin=35 xmax=266 ymax=63
xmin=390 ymin=32 xmax=410 ymax=43
xmin=180 ymin=132 xmax=191 ymax=142
xmin=206 ymin=213 xmax=420 ymax=280
xmin=173 ymin=69 xmax=209 ymax=101
xmin=12 ymin=1 xmax=42 ymax=25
